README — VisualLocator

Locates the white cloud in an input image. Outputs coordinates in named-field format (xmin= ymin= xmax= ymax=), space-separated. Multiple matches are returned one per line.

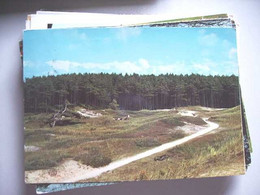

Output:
xmin=79 ymin=33 xmax=87 ymax=40
xmin=23 ymin=60 xmax=33 ymax=67
xmin=193 ymin=63 xmax=210 ymax=72
xmin=153 ymin=62 xmax=188 ymax=75
xmin=199 ymin=31 xmax=218 ymax=47
xmin=138 ymin=58 xmax=150 ymax=69
xmin=71 ymin=30 xmax=88 ymax=41
xmin=45 ymin=58 xmax=239 ymax=77
xmin=48 ymin=70 xmax=57 ymax=76
xmin=228 ymin=47 xmax=237 ymax=59
xmin=192 ymin=59 xmax=218 ymax=75
xmin=68 ymin=44 xmax=78 ymax=50
xmin=116 ymin=28 xmax=141 ymax=41
xmin=222 ymin=60 xmax=239 ymax=75
xmin=46 ymin=59 xmax=191 ymax=75
xmin=192 ymin=58 xmax=238 ymax=76
xmin=192 ymin=63 xmax=211 ymax=75
xmin=222 ymin=39 xmax=231 ymax=48
xmin=112 ymin=61 xmax=143 ymax=74
xmin=46 ymin=59 xmax=147 ymax=75
xmin=199 ymin=29 xmax=206 ymax=34
xmin=47 ymin=60 xmax=79 ymax=72
xmin=201 ymin=49 xmax=210 ymax=57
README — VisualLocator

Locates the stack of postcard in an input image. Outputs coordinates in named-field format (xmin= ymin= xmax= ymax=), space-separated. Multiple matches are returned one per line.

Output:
xmin=22 ymin=12 xmax=251 ymax=194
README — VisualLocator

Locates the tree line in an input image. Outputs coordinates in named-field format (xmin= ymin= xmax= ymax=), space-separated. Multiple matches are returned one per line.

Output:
xmin=24 ymin=73 xmax=240 ymax=113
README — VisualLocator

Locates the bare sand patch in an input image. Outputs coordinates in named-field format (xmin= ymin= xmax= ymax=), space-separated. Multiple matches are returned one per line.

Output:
xmin=25 ymin=160 xmax=94 ymax=183
xmin=24 ymin=145 xmax=40 ymax=152
xmin=25 ymin=115 xmax=219 ymax=183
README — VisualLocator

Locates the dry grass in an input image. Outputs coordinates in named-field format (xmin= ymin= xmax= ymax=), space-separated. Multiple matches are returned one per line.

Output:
xmin=74 ymin=147 xmax=112 ymax=168
xmin=84 ymin=106 xmax=245 ymax=182
xmin=25 ymin=106 xmax=245 ymax=181
xmin=24 ymin=108 xmax=188 ymax=170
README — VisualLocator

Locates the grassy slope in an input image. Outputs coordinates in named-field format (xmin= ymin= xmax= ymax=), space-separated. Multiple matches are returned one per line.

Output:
xmin=24 ymin=106 xmax=245 ymax=181
xmin=85 ymin=106 xmax=245 ymax=182
xmin=25 ymin=108 xmax=199 ymax=170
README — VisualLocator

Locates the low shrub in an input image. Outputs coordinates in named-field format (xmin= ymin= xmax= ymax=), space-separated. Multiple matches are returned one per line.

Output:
xmin=25 ymin=151 xmax=70 ymax=170
xmin=46 ymin=139 xmax=76 ymax=149
xmin=90 ymin=116 xmax=115 ymax=126
xmin=25 ymin=134 xmax=52 ymax=143
xmin=171 ymin=131 xmax=186 ymax=140
xmin=179 ymin=116 xmax=207 ymax=125
xmin=160 ymin=118 xmax=185 ymax=126
xmin=46 ymin=137 xmax=90 ymax=149
xmin=74 ymin=147 xmax=112 ymax=168
xmin=135 ymin=138 xmax=161 ymax=147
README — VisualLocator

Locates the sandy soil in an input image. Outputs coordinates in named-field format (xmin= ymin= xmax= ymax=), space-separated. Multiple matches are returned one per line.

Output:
xmin=175 ymin=123 xmax=205 ymax=134
xmin=24 ymin=145 xmax=40 ymax=152
xmin=178 ymin=110 xmax=197 ymax=117
xmin=25 ymin=160 xmax=95 ymax=183
xmin=154 ymin=109 xmax=173 ymax=112
xmin=200 ymin=107 xmax=225 ymax=111
xmin=77 ymin=109 xmax=102 ymax=118
xmin=25 ymin=109 xmax=219 ymax=183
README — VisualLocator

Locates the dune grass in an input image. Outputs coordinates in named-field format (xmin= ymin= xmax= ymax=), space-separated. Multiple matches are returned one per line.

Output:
xmin=85 ymin=106 xmax=245 ymax=182
xmin=25 ymin=106 xmax=245 ymax=181
xmin=24 ymin=108 xmax=189 ymax=170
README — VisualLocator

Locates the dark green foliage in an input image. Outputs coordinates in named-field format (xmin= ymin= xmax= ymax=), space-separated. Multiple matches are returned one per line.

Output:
xmin=25 ymin=157 xmax=58 ymax=171
xmin=24 ymin=73 xmax=240 ymax=112
xmin=74 ymin=147 xmax=111 ymax=167
xmin=26 ymin=134 xmax=52 ymax=143
xmin=136 ymin=117 xmax=183 ymax=132
xmin=25 ymin=130 xmax=54 ymax=145
xmin=109 ymin=99 xmax=119 ymax=110
xmin=135 ymin=138 xmax=161 ymax=147
xmin=46 ymin=138 xmax=91 ymax=149
xmin=25 ymin=151 xmax=71 ymax=170
xmin=170 ymin=131 xmax=187 ymax=140
xmin=160 ymin=118 xmax=185 ymax=126
xmin=24 ymin=129 xmax=53 ymax=137
xmin=46 ymin=139 xmax=78 ymax=150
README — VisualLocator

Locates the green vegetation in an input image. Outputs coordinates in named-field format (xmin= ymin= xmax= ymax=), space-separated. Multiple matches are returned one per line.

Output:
xmin=25 ymin=106 xmax=245 ymax=182
xmin=170 ymin=131 xmax=187 ymax=140
xmin=179 ymin=116 xmax=207 ymax=125
xmin=108 ymin=99 xmax=119 ymax=110
xmin=24 ymin=73 xmax=240 ymax=113
xmin=85 ymin=106 xmax=245 ymax=182
xmin=160 ymin=118 xmax=185 ymax=126
xmin=74 ymin=147 xmax=112 ymax=168
xmin=25 ymin=108 xmax=191 ymax=171
xmin=135 ymin=138 xmax=161 ymax=148
xmin=25 ymin=150 xmax=71 ymax=171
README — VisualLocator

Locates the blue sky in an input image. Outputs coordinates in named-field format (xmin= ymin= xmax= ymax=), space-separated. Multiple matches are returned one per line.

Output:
xmin=23 ymin=27 xmax=238 ymax=78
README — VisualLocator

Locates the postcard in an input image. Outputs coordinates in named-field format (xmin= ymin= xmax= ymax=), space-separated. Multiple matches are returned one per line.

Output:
xmin=24 ymin=24 xmax=246 ymax=184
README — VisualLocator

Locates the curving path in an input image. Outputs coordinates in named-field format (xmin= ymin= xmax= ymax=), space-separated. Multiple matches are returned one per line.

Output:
xmin=65 ymin=117 xmax=219 ymax=182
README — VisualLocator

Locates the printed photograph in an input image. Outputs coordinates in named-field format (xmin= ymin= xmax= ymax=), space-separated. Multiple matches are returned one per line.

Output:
xmin=23 ymin=27 xmax=245 ymax=183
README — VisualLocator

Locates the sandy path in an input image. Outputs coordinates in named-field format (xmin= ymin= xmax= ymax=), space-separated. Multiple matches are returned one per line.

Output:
xmin=178 ymin=110 xmax=197 ymax=117
xmin=65 ymin=117 xmax=219 ymax=182
xmin=26 ymin=110 xmax=219 ymax=183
